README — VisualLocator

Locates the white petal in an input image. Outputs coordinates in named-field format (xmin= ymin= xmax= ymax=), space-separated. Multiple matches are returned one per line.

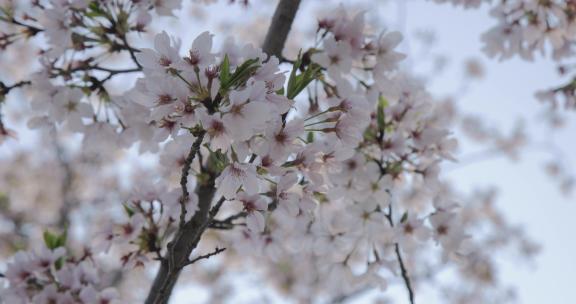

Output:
xmin=242 ymin=172 xmax=260 ymax=195
xmin=247 ymin=212 xmax=265 ymax=232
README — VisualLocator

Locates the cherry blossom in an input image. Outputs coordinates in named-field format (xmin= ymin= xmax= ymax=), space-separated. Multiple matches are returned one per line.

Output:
xmin=216 ymin=162 xmax=260 ymax=199
xmin=0 ymin=1 xmax=559 ymax=303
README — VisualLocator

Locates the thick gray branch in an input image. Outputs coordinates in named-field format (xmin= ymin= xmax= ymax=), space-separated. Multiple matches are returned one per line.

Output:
xmin=145 ymin=178 xmax=217 ymax=304
xmin=262 ymin=0 xmax=302 ymax=58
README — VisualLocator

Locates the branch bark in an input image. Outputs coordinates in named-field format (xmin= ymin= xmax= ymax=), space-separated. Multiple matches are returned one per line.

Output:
xmin=145 ymin=175 xmax=217 ymax=304
xmin=262 ymin=0 xmax=302 ymax=58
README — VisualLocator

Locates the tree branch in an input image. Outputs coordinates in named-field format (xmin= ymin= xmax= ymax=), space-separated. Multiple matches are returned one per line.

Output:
xmin=394 ymin=242 xmax=415 ymax=304
xmin=145 ymin=132 xmax=219 ymax=304
xmin=262 ymin=0 xmax=302 ymax=58
xmin=385 ymin=205 xmax=415 ymax=304
xmin=0 ymin=80 xmax=32 ymax=98
xmin=119 ymin=35 xmax=143 ymax=69
xmin=179 ymin=131 xmax=206 ymax=228
xmin=145 ymin=180 xmax=219 ymax=304
xmin=209 ymin=211 xmax=247 ymax=230
xmin=184 ymin=247 xmax=226 ymax=266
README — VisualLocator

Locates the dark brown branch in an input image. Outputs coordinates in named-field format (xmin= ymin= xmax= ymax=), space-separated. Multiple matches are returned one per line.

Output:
xmin=262 ymin=0 xmax=302 ymax=58
xmin=209 ymin=211 xmax=247 ymax=230
xmin=145 ymin=130 xmax=219 ymax=304
xmin=384 ymin=205 xmax=415 ymax=304
xmin=145 ymin=181 xmax=219 ymax=304
xmin=92 ymin=66 xmax=142 ymax=74
xmin=0 ymin=80 xmax=32 ymax=97
xmin=184 ymin=247 xmax=226 ymax=266
xmin=0 ymin=80 xmax=32 ymax=138
xmin=394 ymin=242 xmax=414 ymax=304
xmin=179 ymin=131 xmax=206 ymax=228
xmin=0 ymin=16 xmax=43 ymax=36
xmin=119 ymin=35 xmax=143 ymax=69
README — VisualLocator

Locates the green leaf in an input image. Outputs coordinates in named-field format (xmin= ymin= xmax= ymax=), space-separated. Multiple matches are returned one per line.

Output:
xmin=286 ymin=51 xmax=303 ymax=99
xmin=388 ymin=161 xmax=403 ymax=177
xmin=400 ymin=211 xmax=408 ymax=223
xmin=196 ymin=172 xmax=211 ymax=185
xmin=220 ymin=58 xmax=260 ymax=93
xmin=0 ymin=192 xmax=8 ymax=210
xmin=378 ymin=95 xmax=389 ymax=108
xmin=43 ymin=231 xmax=58 ymax=249
xmin=87 ymin=1 xmax=106 ymax=18
xmin=377 ymin=95 xmax=387 ymax=132
xmin=43 ymin=230 xmax=67 ymax=250
xmin=256 ymin=166 xmax=268 ymax=175
xmin=55 ymin=257 xmax=65 ymax=270
xmin=306 ymin=131 xmax=314 ymax=143
xmin=123 ymin=203 xmax=135 ymax=217
xmin=0 ymin=5 xmax=14 ymax=18
xmin=219 ymin=55 xmax=230 ymax=85
xmin=363 ymin=128 xmax=377 ymax=141
xmin=115 ymin=10 xmax=130 ymax=35
xmin=207 ymin=149 xmax=230 ymax=173
xmin=286 ymin=51 xmax=322 ymax=100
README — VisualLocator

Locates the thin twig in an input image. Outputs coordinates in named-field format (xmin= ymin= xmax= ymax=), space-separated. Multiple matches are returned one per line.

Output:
xmin=0 ymin=80 xmax=32 ymax=97
xmin=0 ymin=16 xmax=43 ymax=35
xmin=92 ymin=66 xmax=141 ymax=74
xmin=120 ymin=35 xmax=143 ymax=69
xmin=184 ymin=247 xmax=226 ymax=266
xmin=209 ymin=211 xmax=247 ymax=230
xmin=385 ymin=204 xmax=415 ymax=304
xmin=393 ymin=243 xmax=415 ymax=304
xmin=198 ymin=196 xmax=227 ymax=232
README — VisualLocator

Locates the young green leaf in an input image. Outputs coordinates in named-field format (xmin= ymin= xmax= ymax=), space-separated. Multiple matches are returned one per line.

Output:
xmin=219 ymin=54 xmax=230 ymax=85
xmin=286 ymin=52 xmax=321 ymax=100
xmin=377 ymin=95 xmax=387 ymax=132
xmin=43 ymin=230 xmax=67 ymax=250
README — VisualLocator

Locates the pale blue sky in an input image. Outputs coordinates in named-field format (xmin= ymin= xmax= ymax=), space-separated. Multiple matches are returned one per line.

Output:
xmin=404 ymin=1 xmax=576 ymax=304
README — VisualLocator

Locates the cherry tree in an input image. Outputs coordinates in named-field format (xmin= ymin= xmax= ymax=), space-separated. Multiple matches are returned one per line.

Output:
xmin=0 ymin=0 xmax=568 ymax=303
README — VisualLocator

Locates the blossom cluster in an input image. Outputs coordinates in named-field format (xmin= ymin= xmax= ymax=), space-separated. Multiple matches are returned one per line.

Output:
xmin=0 ymin=1 xmax=542 ymax=303
xmin=102 ymin=6 xmax=510 ymax=300
xmin=56 ymin=5 xmax=471 ymax=299
xmin=0 ymin=0 xmax=183 ymax=146
xmin=1 ymin=238 xmax=118 ymax=304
